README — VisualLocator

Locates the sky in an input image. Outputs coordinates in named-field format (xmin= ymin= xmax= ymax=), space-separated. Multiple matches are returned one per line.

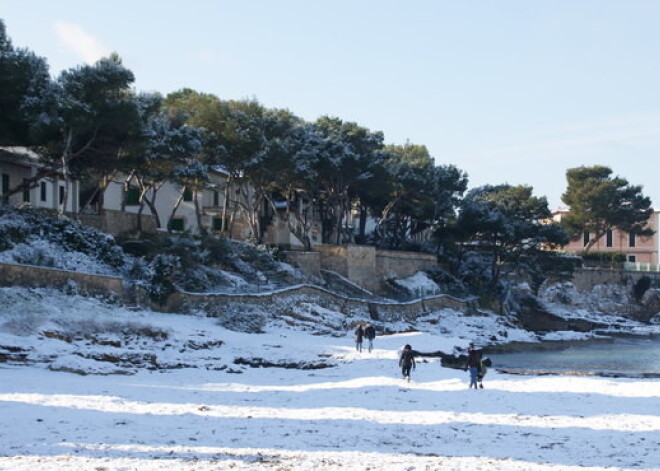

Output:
xmin=2 ymin=1 xmax=660 ymax=209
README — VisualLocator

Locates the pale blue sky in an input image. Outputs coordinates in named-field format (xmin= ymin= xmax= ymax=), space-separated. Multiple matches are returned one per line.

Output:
xmin=2 ymin=0 xmax=660 ymax=208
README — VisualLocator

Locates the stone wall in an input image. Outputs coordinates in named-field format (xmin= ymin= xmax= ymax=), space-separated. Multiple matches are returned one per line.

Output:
xmin=315 ymin=245 xmax=349 ymax=277
xmin=0 ymin=261 xmax=124 ymax=298
xmin=376 ymin=249 xmax=437 ymax=282
xmin=572 ymin=268 xmax=660 ymax=292
xmin=311 ymin=244 xmax=439 ymax=294
xmin=280 ymin=251 xmax=322 ymax=279
xmin=78 ymin=210 xmax=157 ymax=237
xmin=347 ymin=245 xmax=378 ymax=292
xmin=163 ymin=284 xmax=471 ymax=323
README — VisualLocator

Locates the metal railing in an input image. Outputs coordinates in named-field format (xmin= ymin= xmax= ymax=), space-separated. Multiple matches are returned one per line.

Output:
xmin=624 ymin=262 xmax=660 ymax=272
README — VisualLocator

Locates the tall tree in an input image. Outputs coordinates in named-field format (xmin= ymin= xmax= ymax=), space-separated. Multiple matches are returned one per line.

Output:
xmin=375 ymin=143 xmax=467 ymax=250
xmin=128 ymin=95 xmax=205 ymax=231
xmin=270 ymin=121 xmax=324 ymax=250
xmin=561 ymin=165 xmax=654 ymax=251
xmin=456 ymin=184 xmax=569 ymax=293
xmin=36 ymin=53 xmax=137 ymax=213
xmin=0 ymin=20 xmax=54 ymax=146
xmin=313 ymin=116 xmax=385 ymax=245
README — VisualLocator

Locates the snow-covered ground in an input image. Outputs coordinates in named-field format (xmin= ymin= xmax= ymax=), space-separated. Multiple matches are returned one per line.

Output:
xmin=1 ymin=287 xmax=659 ymax=470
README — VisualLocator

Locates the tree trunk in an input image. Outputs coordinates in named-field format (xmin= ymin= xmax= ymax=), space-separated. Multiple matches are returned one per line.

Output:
xmin=193 ymin=188 xmax=206 ymax=235
xmin=167 ymin=191 xmax=185 ymax=232
xmin=59 ymin=129 xmax=73 ymax=215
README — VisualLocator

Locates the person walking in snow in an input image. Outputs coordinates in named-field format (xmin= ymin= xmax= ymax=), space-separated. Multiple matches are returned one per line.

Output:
xmin=464 ymin=343 xmax=483 ymax=389
xmin=399 ymin=344 xmax=416 ymax=382
xmin=354 ymin=324 xmax=364 ymax=352
xmin=364 ymin=323 xmax=376 ymax=352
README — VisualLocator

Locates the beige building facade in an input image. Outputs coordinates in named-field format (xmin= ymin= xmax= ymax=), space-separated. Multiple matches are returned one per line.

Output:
xmin=553 ymin=209 xmax=660 ymax=266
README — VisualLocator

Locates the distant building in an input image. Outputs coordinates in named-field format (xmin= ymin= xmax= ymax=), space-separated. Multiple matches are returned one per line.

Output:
xmin=0 ymin=147 xmax=79 ymax=213
xmin=552 ymin=208 xmax=660 ymax=266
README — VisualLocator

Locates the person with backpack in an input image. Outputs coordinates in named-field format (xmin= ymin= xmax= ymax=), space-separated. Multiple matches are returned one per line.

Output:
xmin=399 ymin=344 xmax=416 ymax=382
xmin=364 ymin=323 xmax=376 ymax=352
xmin=464 ymin=343 xmax=482 ymax=389
xmin=354 ymin=324 xmax=364 ymax=352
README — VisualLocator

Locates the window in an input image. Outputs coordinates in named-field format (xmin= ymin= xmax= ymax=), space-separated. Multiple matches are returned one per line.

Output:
xmin=629 ymin=233 xmax=636 ymax=247
xmin=168 ymin=218 xmax=185 ymax=232
xmin=125 ymin=187 xmax=140 ymax=206
xmin=2 ymin=173 xmax=9 ymax=203
xmin=606 ymin=229 xmax=613 ymax=247
xmin=183 ymin=187 xmax=193 ymax=202
xmin=628 ymin=255 xmax=636 ymax=263
xmin=212 ymin=217 xmax=229 ymax=232
xmin=213 ymin=190 xmax=220 ymax=207
xmin=583 ymin=231 xmax=590 ymax=247
xmin=22 ymin=179 xmax=30 ymax=203
xmin=59 ymin=186 xmax=65 ymax=205
xmin=40 ymin=182 xmax=47 ymax=202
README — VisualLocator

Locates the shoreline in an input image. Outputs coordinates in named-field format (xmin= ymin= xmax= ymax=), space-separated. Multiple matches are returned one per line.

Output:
xmin=494 ymin=367 xmax=660 ymax=379
xmin=441 ymin=331 xmax=660 ymax=379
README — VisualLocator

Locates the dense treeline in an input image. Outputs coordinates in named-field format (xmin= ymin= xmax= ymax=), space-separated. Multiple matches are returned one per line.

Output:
xmin=1 ymin=19 xmax=652 ymax=301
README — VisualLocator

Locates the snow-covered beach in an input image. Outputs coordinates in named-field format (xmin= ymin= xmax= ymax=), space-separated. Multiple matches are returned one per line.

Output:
xmin=1 ymin=287 xmax=659 ymax=470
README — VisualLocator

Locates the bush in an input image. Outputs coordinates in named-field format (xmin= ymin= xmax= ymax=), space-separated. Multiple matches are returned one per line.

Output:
xmin=633 ymin=276 xmax=652 ymax=302
xmin=579 ymin=251 xmax=627 ymax=263
xmin=146 ymin=254 xmax=180 ymax=305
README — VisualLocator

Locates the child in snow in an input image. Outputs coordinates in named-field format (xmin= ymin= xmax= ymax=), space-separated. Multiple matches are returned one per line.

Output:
xmin=399 ymin=344 xmax=416 ymax=381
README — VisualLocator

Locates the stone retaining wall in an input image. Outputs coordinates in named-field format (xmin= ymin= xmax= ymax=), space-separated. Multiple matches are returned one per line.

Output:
xmin=163 ymin=284 xmax=471 ymax=323
xmin=0 ymin=261 xmax=124 ymax=298
xmin=0 ymin=261 xmax=470 ymax=322
xmin=572 ymin=268 xmax=660 ymax=292
xmin=292 ymin=244 xmax=438 ymax=294
xmin=376 ymin=249 xmax=437 ymax=281
xmin=280 ymin=251 xmax=322 ymax=279
xmin=78 ymin=210 xmax=157 ymax=237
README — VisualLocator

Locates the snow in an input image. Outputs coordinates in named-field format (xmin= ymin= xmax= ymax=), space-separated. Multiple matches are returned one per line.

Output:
xmin=0 ymin=240 xmax=121 ymax=276
xmin=1 ymin=287 xmax=659 ymax=470
xmin=394 ymin=271 xmax=440 ymax=295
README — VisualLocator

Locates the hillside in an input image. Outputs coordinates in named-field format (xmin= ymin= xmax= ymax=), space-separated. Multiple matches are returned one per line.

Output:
xmin=2 ymin=208 xmax=660 ymax=469
xmin=1 ymin=285 xmax=660 ymax=470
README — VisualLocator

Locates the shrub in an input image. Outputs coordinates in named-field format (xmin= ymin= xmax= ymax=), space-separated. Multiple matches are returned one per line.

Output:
xmin=146 ymin=254 xmax=180 ymax=305
xmin=579 ymin=251 xmax=627 ymax=263
xmin=633 ymin=276 xmax=652 ymax=302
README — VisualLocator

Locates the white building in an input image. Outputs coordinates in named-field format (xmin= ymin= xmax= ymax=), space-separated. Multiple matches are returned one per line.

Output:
xmin=0 ymin=147 xmax=79 ymax=213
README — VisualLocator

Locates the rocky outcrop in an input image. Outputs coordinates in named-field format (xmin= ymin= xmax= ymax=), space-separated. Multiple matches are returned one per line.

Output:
xmin=638 ymin=289 xmax=660 ymax=322
xmin=513 ymin=293 xmax=606 ymax=332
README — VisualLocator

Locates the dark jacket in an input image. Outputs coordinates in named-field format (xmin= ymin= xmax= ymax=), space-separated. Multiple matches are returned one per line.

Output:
xmin=364 ymin=325 xmax=376 ymax=340
xmin=399 ymin=348 xmax=416 ymax=367
xmin=466 ymin=349 xmax=482 ymax=369
xmin=355 ymin=326 xmax=364 ymax=341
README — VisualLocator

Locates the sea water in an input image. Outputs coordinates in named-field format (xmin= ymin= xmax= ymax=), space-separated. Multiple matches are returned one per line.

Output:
xmin=489 ymin=336 xmax=660 ymax=377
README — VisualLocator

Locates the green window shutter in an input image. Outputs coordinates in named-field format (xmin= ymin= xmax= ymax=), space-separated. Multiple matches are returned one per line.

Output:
xmin=2 ymin=174 xmax=9 ymax=203
xmin=168 ymin=218 xmax=185 ymax=231
xmin=22 ymin=179 xmax=30 ymax=203
xmin=183 ymin=187 xmax=193 ymax=202
xmin=125 ymin=187 xmax=140 ymax=205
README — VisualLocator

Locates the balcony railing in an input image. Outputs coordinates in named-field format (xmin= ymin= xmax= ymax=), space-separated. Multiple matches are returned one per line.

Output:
xmin=624 ymin=262 xmax=660 ymax=272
